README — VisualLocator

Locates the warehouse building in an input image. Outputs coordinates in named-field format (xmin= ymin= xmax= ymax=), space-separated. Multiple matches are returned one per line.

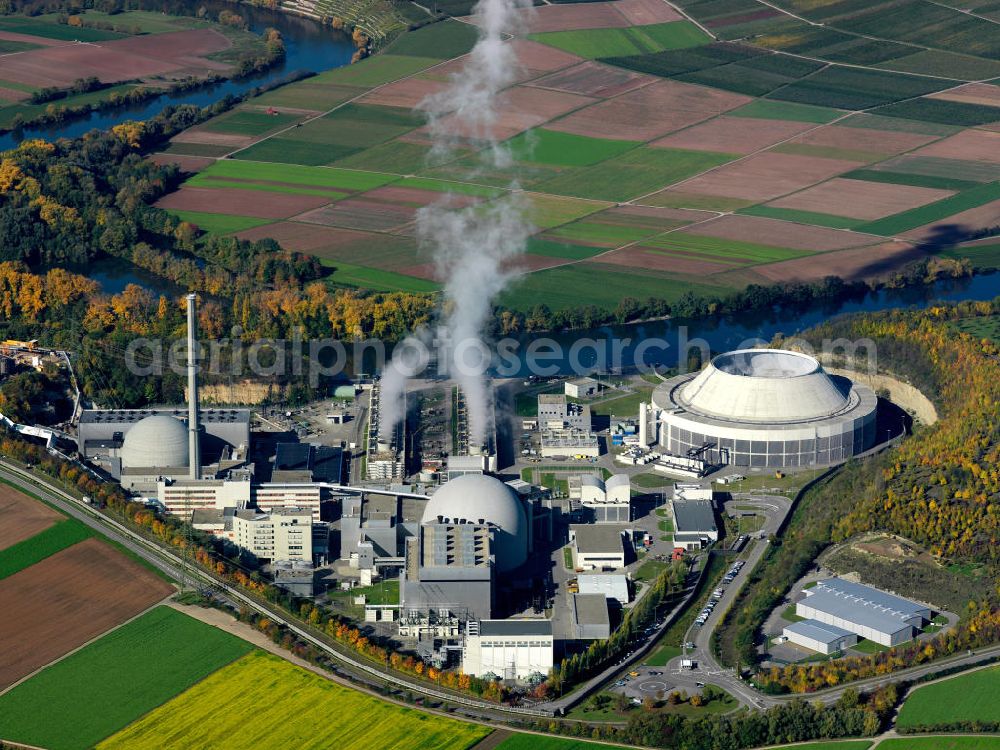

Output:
xmin=783 ymin=619 xmax=858 ymax=655
xmin=565 ymin=377 xmax=599 ymax=399
xmin=461 ymin=619 xmax=553 ymax=680
xmin=796 ymin=578 xmax=930 ymax=647
xmin=670 ymin=487 xmax=718 ymax=551
xmin=570 ymin=525 xmax=626 ymax=571
xmin=650 ymin=349 xmax=878 ymax=468
xmin=571 ymin=593 xmax=611 ymax=639
xmin=578 ymin=573 xmax=630 ymax=605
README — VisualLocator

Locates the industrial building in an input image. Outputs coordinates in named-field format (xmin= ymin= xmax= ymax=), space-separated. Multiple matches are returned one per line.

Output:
xmin=570 ymin=525 xmax=626 ymax=571
xmin=156 ymin=478 xmax=324 ymax=521
xmin=571 ymin=593 xmax=611 ymax=639
xmin=461 ymin=619 xmax=553 ymax=680
xmin=578 ymin=573 xmax=630 ymax=605
xmin=400 ymin=475 xmax=530 ymax=621
xmin=537 ymin=394 xmax=591 ymax=431
xmin=796 ymin=578 xmax=930 ymax=647
xmin=671 ymin=484 xmax=718 ymax=551
xmin=272 ymin=443 xmax=343 ymax=484
xmin=649 ymin=349 xmax=878 ymax=468
xmin=578 ymin=474 xmax=632 ymax=523
xmin=783 ymin=620 xmax=858 ymax=655
xmin=340 ymin=491 xmax=423 ymax=570
xmin=565 ymin=377 xmax=598 ymax=399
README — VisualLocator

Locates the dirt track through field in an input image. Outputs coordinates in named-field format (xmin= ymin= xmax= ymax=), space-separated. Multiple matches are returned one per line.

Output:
xmin=0 ymin=538 xmax=173 ymax=690
xmin=0 ymin=485 xmax=60 ymax=552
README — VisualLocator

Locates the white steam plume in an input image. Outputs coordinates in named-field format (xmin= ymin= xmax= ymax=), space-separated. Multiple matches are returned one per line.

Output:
xmin=380 ymin=0 xmax=534 ymax=448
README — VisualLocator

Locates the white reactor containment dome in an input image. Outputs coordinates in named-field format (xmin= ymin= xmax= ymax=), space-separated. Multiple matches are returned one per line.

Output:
xmin=422 ymin=474 xmax=528 ymax=573
xmin=118 ymin=414 xmax=190 ymax=469
xmin=651 ymin=349 xmax=878 ymax=468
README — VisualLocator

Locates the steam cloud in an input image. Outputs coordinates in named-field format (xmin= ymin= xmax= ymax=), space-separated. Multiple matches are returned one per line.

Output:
xmin=379 ymin=0 xmax=534 ymax=448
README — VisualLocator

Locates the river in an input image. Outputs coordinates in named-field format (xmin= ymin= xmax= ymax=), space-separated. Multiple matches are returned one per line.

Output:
xmin=0 ymin=0 xmax=356 ymax=151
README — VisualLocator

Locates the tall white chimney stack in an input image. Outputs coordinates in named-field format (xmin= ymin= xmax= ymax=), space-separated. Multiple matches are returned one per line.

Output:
xmin=186 ymin=293 xmax=201 ymax=480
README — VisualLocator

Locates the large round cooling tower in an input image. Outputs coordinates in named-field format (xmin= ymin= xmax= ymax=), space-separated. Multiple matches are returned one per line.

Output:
xmin=119 ymin=414 xmax=189 ymax=469
xmin=679 ymin=349 xmax=849 ymax=422
xmin=422 ymin=474 xmax=528 ymax=573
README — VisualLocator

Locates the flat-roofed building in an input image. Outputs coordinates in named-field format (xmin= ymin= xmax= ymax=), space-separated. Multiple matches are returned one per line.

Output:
xmin=157 ymin=478 xmax=251 ymax=517
xmin=565 ymin=377 xmax=598 ymax=399
xmin=796 ymin=578 xmax=930 ymax=647
xmin=578 ymin=573 xmax=630 ymax=605
xmin=570 ymin=525 xmax=625 ymax=571
xmin=571 ymin=593 xmax=611 ymax=639
xmin=783 ymin=619 xmax=858 ymax=655
xmin=272 ymin=443 xmax=343 ymax=483
xmin=462 ymin=619 xmax=553 ymax=680
xmin=670 ymin=489 xmax=717 ymax=550
xmin=401 ymin=522 xmax=494 ymax=621
xmin=253 ymin=483 xmax=323 ymax=521
xmin=232 ymin=507 xmax=313 ymax=562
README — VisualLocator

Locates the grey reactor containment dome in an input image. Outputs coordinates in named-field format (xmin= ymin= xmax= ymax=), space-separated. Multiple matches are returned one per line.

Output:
xmin=421 ymin=474 xmax=528 ymax=573
xmin=118 ymin=414 xmax=190 ymax=469
xmin=651 ymin=349 xmax=878 ymax=468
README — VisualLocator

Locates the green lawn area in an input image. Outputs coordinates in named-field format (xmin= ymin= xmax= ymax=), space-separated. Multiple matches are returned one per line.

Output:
xmin=851 ymin=638 xmax=890 ymax=654
xmin=897 ymin=665 xmax=1000 ymax=728
xmin=505 ymin=129 xmax=639 ymax=167
xmin=563 ymin=545 xmax=574 ymax=569
xmin=781 ymin=604 xmax=805 ymax=623
xmin=633 ymin=473 xmax=670 ymax=488
xmin=588 ymin=387 xmax=653 ymax=417
xmin=165 ymin=210 xmax=275 ymax=236
xmin=657 ymin=553 xmax=728 ymax=647
xmin=535 ymin=147 xmax=736 ymax=202
xmin=634 ymin=557 xmax=668 ymax=582
xmin=0 ymin=606 xmax=253 ymax=750
xmin=645 ymin=643 xmax=681 ymax=666
xmin=0 ymin=518 xmax=92 ymax=580
xmin=329 ymin=579 xmax=399 ymax=605
xmin=879 ymin=739 xmax=1000 ymax=750
xmin=529 ymin=20 xmax=708 ymax=58
xmin=658 ymin=518 xmax=674 ymax=533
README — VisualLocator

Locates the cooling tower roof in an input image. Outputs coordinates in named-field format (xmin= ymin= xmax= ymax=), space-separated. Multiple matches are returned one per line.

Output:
xmin=677 ymin=349 xmax=850 ymax=423
xmin=119 ymin=414 xmax=189 ymax=468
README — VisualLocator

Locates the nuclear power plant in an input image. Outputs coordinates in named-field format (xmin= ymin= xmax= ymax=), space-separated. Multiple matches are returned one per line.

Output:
xmin=648 ymin=349 xmax=878 ymax=469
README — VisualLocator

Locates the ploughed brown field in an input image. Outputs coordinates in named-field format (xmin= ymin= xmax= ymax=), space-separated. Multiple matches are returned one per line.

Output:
xmin=528 ymin=61 xmax=654 ymax=99
xmin=679 ymin=213 xmax=878 ymax=251
xmin=548 ymin=78 xmax=750 ymax=141
xmin=769 ymin=178 xmax=954 ymax=220
xmin=751 ymin=240 xmax=925 ymax=283
xmin=651 ymin=116 xmax=814 ymax=154
xmin=0 ymin=538 xmax=173 ymax=690
xmin=0 ymin=28 xmax=231 ymax=88
xmin=0 ymin=485 xmax=60 ymax=552
xmin=156 ymin=186 xmax=331 ymax=219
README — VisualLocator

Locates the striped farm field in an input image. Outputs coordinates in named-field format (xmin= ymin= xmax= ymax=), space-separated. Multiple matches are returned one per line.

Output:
xmin=0 ymin=517 xmax=92 ymax=580
xmin=641 ymin=232 xmax=813 ymax=265
xmin=165 ymin=210 xmax=275 ymax=235
xmin=0 ymin=607 xmax=252 ymax=750
xmin=529 ymin=20 xmax=708 ymax=58
xmin=96 ymin=651 xmax=489 ymax=750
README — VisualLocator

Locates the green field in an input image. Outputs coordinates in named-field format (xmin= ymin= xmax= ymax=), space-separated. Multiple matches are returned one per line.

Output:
xmin=728 ymin=98 xmax=845 ymax=123
xmin=312 ymin=54 xmax=439 ymax=87
xmin=526 ymin=238 xmax=606 ymax=260
xmin=535 ymin=147 xmax=735 ymax=202
xmin=193 ymin=160 xmax=398 ymax=192
xmin=0 ymin=38 xmax=40 ymax=53
xmin=165 ymin=210 xmax=275 ymax=235
xmin=494 ymin=736 xmax=626 ymax=750
xmin=897 ymin=666 xmax=1000 ymax=728
xmin=873 ymin=97 xmax=1000 ymax=127
xmin=506 ymin=129 xmax=639 ymax=167
xmin=766 ymin=65 xmax=953 ymax=110
xmin=0 ymin=518 xmax=92 ymax=580
xmin=948 ymin=315 xmax=1000 ymax=342
xmin=529 ymin=20 xmax=708 ymax=58
xmin=879 ymin=739 xmax=1000 ymax=750
xmin=0 ymin=607 xmax=253 ymax=750
xmin=0 ymin=14 xmax=123 ymax=41
xmin=323 ymin=260 xmax=441 ymax=292
xmin=642 ymin=232 xmax=811 ymax=265
xmin=384 ymin=19 xmax=478 ymax=59
xmin=200 ymin=109 xmax=303 ymax=136
xmin=97 ymin=650 xmax=489 ymax=750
